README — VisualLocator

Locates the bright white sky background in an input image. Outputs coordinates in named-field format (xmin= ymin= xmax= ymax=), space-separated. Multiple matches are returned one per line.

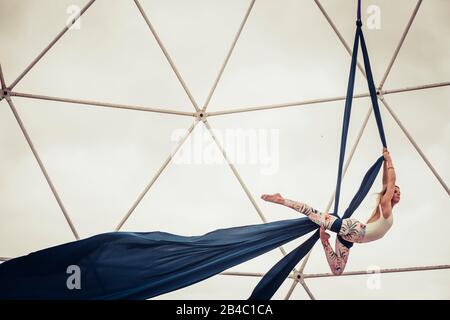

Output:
xmin=0 ymin=0 xmax=449 ymax=299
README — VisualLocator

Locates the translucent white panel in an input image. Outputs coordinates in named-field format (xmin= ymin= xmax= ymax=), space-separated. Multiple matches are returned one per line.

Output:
xmin=0 ymin=0 xmax=86 ymax=84
xmin=208 ymin=97 xmax=373 ymax=225
xmin=383 ymin=89 xmax=450 ymax=184
xmin=4 ymin=0 xmax=193 ymax=111
xmin=11 ymin=97 xmax=193 ymax=238
xmin=0 ymin=100 xmax=75 ymax=257
xmin=138 ymin=0 xmax=253 ymax=106
xmin=384 ymin=0 xmax=450 ymax=88
xmin=207 ymin=0 xmax=370 ymax=111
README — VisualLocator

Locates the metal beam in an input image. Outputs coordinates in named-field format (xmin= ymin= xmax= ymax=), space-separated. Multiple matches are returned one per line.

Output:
xmin=382 ymin=82 xmax=450 ymax=95
xmin=0 ymin=63 xmax=6 ymax=90
xmin=5 ymin=80 xmax=448 ymax=119
xmin=207 ymin=82 xmax=449 ymax=116
xmin=208 ymin=93 xmax=369 ymax=116
xmin=220 ymin=271 xmax=296 ymax=280
xmin=284 ymin=278 xmax=299 ymax=300
xmin=11 ymin=91 xmax=194 ymax=117
xmin=303 ymin=264 xmax=450 ymax=279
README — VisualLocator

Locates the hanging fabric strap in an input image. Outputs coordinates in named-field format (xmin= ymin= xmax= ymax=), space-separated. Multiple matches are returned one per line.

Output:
xmin=332 ymin=14 xmax=361 ymax=217
xmin=249 ymin=3 xmax=388 ymax=299
xmin=357 ymin=0 xmax=362 ymax=22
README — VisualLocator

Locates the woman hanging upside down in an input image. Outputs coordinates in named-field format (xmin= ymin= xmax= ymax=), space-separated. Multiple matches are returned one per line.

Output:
xmin=261 ymin=148 xmax=400 ymax=275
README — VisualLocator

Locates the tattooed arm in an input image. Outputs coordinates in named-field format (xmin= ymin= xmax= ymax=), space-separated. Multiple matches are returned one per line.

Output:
xmin=381 ymin=150 xmax=396 ymax=216
xmin=382 ymin=148 xmax=388 ymax=186
xmin=320 ymin=227 xmax=349 ymax=276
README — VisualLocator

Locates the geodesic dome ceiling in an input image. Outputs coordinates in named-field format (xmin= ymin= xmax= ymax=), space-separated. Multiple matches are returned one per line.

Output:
xmin=0 ymin=0 xmax=449 ymax=299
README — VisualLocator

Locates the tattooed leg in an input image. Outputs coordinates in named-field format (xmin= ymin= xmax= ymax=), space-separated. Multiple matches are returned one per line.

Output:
xmin=261 ymin=194 xmax=365 ymax=243
xmin=283 ymin=199 xmax=338 ymax=231
xmin=261 ymin=194 xmax=340 ymax=232
xmin=320 ymin=232 xmax=350 ymax=275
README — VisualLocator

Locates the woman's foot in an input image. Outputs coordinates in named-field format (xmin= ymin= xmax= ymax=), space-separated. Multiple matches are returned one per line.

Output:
xmin=261 ymin=193 xmax=285 ymax=204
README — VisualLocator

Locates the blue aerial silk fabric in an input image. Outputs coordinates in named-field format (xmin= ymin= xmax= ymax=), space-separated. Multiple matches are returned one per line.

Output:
xmin=0 ymin=7 xmax=387 ymax=300
xmin=1 ymin=218 xmax=319 ymax=299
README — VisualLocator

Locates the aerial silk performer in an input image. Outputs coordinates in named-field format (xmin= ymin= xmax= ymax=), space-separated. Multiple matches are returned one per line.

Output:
xmin=0 ymin=0 xmax=395 ymax=300
xmin=260 ymin=148 xmax=400 ymax=276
